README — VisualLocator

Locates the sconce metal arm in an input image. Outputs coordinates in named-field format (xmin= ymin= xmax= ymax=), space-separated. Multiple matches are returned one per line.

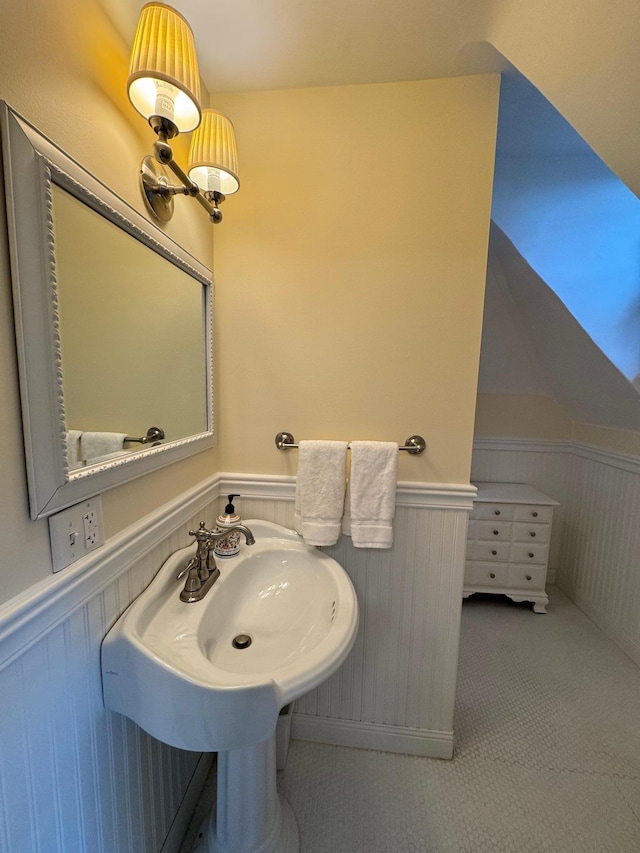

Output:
xmin=143 ymin=136 xmax=224 ymax=224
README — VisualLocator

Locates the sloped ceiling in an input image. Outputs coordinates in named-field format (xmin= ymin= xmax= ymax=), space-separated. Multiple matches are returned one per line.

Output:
xmin=480 ymin=225 xmax=640 ymax=431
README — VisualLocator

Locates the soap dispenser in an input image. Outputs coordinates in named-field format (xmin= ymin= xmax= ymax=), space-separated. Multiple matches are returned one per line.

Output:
xmin=214 ymin=495 xmax=242 ymax=557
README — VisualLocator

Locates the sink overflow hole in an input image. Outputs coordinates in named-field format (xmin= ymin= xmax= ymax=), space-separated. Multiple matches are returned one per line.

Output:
xmin=232 ymin=634 xmax=252 ymax=650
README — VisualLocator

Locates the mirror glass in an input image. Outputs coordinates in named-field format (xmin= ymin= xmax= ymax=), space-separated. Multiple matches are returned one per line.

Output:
xmin=52 ymin=186 xmax=206 ymax=470
xmin=2 ymin=102 xmax=215 ymax=518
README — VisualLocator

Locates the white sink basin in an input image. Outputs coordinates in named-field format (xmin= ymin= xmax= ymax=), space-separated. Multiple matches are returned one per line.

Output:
xmin=101 ymin=520 xmax=358 ymax=752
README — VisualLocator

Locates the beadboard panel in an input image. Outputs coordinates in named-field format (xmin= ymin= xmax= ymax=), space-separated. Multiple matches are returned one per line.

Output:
xmin=0 ymin=481 xmax=222 ymax=853
xmin=0 ymin=577 xmax=199 ymax=853
xmin=471 ymin=438 xmax=640 ymax=666
xmin=230 ymin=487 xmax=473 ymax=759
xmin=559 ymin=449 xmax=640 ymax=665
xmin=0 ymin=473 xmax=474 ymax=852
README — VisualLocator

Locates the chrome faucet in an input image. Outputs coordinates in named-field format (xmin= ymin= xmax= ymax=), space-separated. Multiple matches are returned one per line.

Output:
xmin=178 ymin=521 xmax=255 ymax=602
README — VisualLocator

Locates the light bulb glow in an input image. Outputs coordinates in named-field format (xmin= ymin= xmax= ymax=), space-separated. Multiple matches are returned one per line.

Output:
xmin=188 ymin=109 xmax=240 ymax=195
xmin=127 ymin=3 xmax=201 ymax=133
xmin=190 ymin=165 xmax=239 ymax=196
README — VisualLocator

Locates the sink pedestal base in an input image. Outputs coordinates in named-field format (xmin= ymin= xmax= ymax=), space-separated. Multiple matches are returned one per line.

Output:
xmin=196 ymin=731 xmax=299 ymax=853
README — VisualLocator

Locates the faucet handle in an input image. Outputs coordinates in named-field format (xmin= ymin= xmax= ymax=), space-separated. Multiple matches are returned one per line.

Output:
xmin=189 ymin=521 xmax=214 ymax=542
xmin=177 ymin=555 xmax=198 ymax=580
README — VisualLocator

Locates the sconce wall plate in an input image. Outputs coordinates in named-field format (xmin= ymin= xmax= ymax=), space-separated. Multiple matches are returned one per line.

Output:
xmin=140 ymin=155 xmax=174 ymax=222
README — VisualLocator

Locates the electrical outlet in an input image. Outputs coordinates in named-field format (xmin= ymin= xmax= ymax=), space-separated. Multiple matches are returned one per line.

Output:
xmin=83 ymin=509 xmax=99 ymax=548
xmin=49 ymin=497 xmax=104 ymax=573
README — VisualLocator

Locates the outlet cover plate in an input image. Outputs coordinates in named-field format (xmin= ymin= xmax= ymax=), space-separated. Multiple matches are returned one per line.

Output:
xmin=49 ymin=496 xmax=104 ymax=572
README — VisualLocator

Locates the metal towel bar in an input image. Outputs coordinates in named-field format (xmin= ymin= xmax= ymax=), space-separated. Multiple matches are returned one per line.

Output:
xmin=275 ymin=431 xmax=426 ymax=455
xmin=124 ymin=426 xmax=165 ymax=445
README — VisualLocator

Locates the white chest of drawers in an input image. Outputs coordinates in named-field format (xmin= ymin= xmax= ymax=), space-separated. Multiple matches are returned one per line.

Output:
xmin=464 ymin=482 xmax=559 ymax=613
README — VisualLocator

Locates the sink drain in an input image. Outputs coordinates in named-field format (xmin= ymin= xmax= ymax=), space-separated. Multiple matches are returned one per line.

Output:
xmin=232 ymin=634 xmax=252 ymax=650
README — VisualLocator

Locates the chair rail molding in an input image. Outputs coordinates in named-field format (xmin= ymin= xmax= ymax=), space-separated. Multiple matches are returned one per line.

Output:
xmin=0 ymin=474 xmax=221 ymax=671
xmin=1 ymin=473 xmax=476 ymax=672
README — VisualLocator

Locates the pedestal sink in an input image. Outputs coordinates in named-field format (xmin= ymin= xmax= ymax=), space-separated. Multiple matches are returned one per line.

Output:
xmin=101 ymin=520 xmax=359 ymax=852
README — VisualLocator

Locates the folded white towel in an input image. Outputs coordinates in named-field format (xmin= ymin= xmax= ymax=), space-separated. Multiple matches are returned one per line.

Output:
xmin=65 ymin=430 xmax=84 ymax=467
xmin=81 ymin=432 xmax=127 ymax=463
xmin=294 ymin=440 xmax=349 ymax=546
xmin=342 ymin=441 xmax=398 ymax=548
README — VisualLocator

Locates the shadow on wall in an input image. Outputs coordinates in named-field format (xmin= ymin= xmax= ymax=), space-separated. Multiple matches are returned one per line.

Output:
xmin=492 ymin=72 xmax=640 ymax=385
xmin=482 ymin=224 xmax=640 ymax=432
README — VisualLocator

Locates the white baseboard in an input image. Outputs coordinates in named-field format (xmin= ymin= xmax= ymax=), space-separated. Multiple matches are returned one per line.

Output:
xmin=291 ymin=713 xmax=454 ymax=760
xmin=160 ymin=753 xmax=214 ymax=853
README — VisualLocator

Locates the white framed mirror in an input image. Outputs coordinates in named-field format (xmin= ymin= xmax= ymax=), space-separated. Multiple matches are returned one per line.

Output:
xmin=2 ymin=102 xmax=215 ymax=519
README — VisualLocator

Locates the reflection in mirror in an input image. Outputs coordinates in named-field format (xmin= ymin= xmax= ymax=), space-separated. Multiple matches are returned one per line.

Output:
xmin=52 ymin=186 xmax=206 ymax=470
xmin=1 ymin=101 xmax=214 ymax=519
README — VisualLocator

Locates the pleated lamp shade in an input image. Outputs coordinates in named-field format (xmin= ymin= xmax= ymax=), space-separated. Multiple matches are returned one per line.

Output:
xmin=127 ymin=2 xmax=201 ymax=133
xmin=188 ymin=109 xmax=240 ymax=195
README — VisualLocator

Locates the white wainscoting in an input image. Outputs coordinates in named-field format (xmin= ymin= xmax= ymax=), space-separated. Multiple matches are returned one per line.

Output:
xmin=472 ymin=438 xmax=640 ymax=667
xmin=470 ymin=438 xmax=573 ymax=581
xmin=0 ymin=478 xmax=220 ymax=853
xmin=11 ymin=451 xmax=637 ymax=850
xmin=220 ymin=476 xmax=475 ymax=760
xmin=0 ymin=473 xmax=474 ymax=852
xmin=559 ymin=444 xmax=640 ymax=666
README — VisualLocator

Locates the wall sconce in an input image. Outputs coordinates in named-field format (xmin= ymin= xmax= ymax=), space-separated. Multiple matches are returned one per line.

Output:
xmin=127 ymin=2 xmax=239 ymax=224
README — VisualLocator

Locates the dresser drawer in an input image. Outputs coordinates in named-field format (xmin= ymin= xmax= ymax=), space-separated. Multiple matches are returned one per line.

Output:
xmin=465 ymin=562 xmax=509 ymax=587
xmin=513 ymin=504 xmax=552 ymax=524
xmin=471 ymin=541 xmax=511 ymax=562
xmin=467 ymin=483 xmax=556 ymax=613
xmin=471 ymin=502 xmax=515 ymax=522
xmin=474 ymin=521 xmax=512 ymax=541
xmin=510 ymin=542 xmax=549 ymax=564
xmin=512 ymin=522 xmax=550 ymax=543
xmin=508 ymin=565 xmax=546 ymax=591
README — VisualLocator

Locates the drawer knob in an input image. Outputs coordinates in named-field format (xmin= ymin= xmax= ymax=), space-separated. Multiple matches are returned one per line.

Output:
xmin=530 ymin=531 xmax=536 ymax=537
xmin=493 ymin=530 xmax=499 ymax=536
xmin=489 ymin=572 xmax=496 ymax=579
xmin=491 ymin=549 xmax=497 ymax=556
xmin=494 ymin=509 xmax=501 ymax=516
xmin=526 ymin=574 xmax=532 ymax=581
xmin=528 ymin=552 xmax=534 ymax=558
xmin=532 ymin=511 xmax=539 ymax=518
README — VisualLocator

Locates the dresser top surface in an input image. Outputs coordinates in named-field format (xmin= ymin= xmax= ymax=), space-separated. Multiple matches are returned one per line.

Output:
xmin=472 ymin=482 xmax=559 ymax=506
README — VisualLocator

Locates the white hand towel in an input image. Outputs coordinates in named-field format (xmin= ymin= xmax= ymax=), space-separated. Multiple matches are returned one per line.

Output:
xmin=65 ymin=430 xmax=84 ymax=467
xmin=81 ymin=432 xmax=127 ymax=463
xmin=342 ymin=441 xmax=398 ymax=548
xmin=294 ymin=440 xmax=348 ymax=546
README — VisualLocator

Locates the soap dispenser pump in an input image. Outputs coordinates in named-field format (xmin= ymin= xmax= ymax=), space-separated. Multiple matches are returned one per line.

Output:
xmin=214 ymin=495 xmax=242 ymax=557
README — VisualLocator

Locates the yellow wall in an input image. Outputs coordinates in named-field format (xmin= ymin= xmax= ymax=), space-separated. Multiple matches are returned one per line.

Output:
xmin=474 ymin=393 xmax=574 ymax=440
xmin=213 ymin=76 xmax=500 ymax=483
xmin=0 ymin=3 xmax=498 ymax=603
xmin=571 ymin=422 xmax=640 ymax=456
xmin=474 ymin=394 xmax=640 ymax=457
xmin=0 ymin=0 xmax=217 ymax=602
